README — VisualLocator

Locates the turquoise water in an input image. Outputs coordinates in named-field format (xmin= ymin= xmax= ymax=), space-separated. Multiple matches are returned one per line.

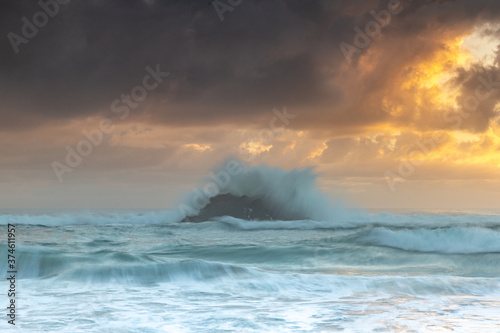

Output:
xmin=1 ymin=210 xmax=500 ymax=332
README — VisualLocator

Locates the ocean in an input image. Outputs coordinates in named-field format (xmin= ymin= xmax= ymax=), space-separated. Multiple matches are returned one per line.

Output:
xmin=0 ymin=164 xmax=499 ymax=332
xmin=1 ymin=208 xmax=500 ymax=332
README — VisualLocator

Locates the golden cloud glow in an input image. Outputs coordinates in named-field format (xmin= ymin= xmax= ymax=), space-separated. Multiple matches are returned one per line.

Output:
xmin=384 ymin=28 xmax=500 ymax=170
xmin=184 ymin=143 xmax=213 ymax=151
xmin=239 ymin=141 xmax=272 ymax=154
xmin=308 ymin=142 xmax=328 ymax=159
xmin=401 ymin=38 xmax=473 ymax=110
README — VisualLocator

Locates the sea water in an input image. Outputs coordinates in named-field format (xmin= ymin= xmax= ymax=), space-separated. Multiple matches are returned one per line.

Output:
xmin=1 ymin=209 xmax=500 ymax=332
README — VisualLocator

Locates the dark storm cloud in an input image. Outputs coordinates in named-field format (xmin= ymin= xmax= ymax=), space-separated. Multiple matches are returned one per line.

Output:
xmin=0 ymin=0 xmax=345 ymax=128
xmin=448 ymin=64 xmax=500 ymax=132
xmin=2 ymin=0 xmax=500 ymax=131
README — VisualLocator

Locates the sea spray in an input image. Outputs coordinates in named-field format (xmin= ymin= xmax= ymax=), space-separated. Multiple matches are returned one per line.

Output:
xmin=179 ymin=161 xmax=350 ymax=222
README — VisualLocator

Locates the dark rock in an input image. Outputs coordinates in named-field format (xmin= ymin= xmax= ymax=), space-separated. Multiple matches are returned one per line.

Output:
xmin=181 ymin=193 xmax=306 ymax=222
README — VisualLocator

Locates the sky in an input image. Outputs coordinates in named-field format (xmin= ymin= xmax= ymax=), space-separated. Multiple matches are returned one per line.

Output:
xmin=1 ymin=0 xmax=500 ymax=210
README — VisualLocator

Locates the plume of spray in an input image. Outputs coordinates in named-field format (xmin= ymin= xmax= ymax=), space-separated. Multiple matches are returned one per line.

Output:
xmin=178 ymin=158 xmax=355 ymax=222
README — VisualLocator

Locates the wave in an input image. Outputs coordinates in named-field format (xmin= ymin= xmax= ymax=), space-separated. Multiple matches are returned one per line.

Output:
xmin=4 ymin=244 xmax=500 ymax=296
xmin=203 ymin=216 xmax=500 ymax=255
xmin=206 ymin=213 xmax=500 ymax=231
xmin=0 ymin=210 xmax=181 ymax=226
xmin=3 ymin=209 xmax=500 ymax=231
xmin=355 ymin=226 xmax=500 ymax=254
xmin=180 ymin=163 xmax=348 ymax=222
xmin=0 ymin=244 xmax=253 ymax=283
xmin=58 ymin=260 xmax=253 ymax=284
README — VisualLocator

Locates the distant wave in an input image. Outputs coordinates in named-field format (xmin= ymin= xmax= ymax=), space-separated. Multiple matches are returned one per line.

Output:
xmin=0 ymin=210 xmax=181 ymax=226
xmin=207 ymin=216 xmax=500 ymax=254
xmin=355 ymin=226 xmax=500 ymax=254
xmin=2 ymin=208 xmax=500 ymax=235
xmin=212 ymin=213 xmax=500 ymax=230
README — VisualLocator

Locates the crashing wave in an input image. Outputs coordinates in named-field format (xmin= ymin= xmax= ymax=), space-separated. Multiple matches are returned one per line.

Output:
xmin=180 ymin=163 xmax=337 ymax=222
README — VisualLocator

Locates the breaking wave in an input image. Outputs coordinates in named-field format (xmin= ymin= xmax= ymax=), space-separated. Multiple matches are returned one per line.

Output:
xmin=180 ymin=163 xmax=348 ymax=222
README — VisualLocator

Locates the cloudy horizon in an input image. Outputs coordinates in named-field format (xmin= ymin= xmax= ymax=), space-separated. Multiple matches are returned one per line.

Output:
xmin=2 ymin=0 xmax=500 ymax=210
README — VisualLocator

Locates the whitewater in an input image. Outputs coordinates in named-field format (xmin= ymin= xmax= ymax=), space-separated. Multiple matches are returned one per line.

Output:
xmin=1 ymin=165 xmax=500 ymax=332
